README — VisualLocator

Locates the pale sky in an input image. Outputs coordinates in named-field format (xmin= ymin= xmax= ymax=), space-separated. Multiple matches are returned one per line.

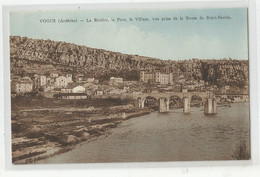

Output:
xmin=10 ymin=8 xmax=248 ymax=60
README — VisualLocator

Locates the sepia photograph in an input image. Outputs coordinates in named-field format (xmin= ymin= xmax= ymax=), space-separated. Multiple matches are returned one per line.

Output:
xmin=8 ymin=6 xmax=250 ymax=164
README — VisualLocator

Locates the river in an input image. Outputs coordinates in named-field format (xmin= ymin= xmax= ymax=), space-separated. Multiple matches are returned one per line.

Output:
xmin=37 ymin=102 xmax=250 ymax=163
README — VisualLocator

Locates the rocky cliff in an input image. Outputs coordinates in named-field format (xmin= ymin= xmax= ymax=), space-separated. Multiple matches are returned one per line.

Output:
xmin=10 ymin=36 xmax=173 ymax=81
xmin=10 ymin=36 xmax=249 ymax=88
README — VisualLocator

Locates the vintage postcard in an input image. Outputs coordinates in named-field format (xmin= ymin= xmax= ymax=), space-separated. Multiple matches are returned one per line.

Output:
xmin=7 ymin=5 xmax=250 ymax=164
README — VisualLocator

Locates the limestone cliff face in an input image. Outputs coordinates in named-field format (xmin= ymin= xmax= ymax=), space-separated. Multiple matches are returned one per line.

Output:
xmin=10 ymin=36 xmax=168 ymax=71
xmin=10 ymin=36 xmax=249 ymax=88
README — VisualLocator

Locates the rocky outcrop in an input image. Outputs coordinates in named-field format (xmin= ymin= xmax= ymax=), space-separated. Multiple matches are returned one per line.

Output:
xmin=60 ymin=135 xmax=80 ymax=145
xmin=10 ymin=36 xmax=249 ymax=88
xmin=10 ymin=36 xmax=168 ymax=79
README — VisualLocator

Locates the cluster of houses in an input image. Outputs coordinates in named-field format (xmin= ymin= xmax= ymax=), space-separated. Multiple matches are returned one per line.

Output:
xmin=180 ymin=80 xmax=206 ymax=92
xmin=11 ymin=71 xmax=142 ymax=99
xmin=11 ymin=69 xmax=248 ymax=100
xmin=11 ymin=72 xmax=101 ymax=99
xmin=215 ymin=92 xmax=249 ymax=103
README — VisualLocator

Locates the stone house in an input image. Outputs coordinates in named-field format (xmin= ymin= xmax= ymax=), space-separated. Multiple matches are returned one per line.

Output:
xmin=15 ymin=77 xmax=33 ymax=93
xmin=140 ymin=71 xmax=173 ymax=85
xmin=55 ymin=76 xmax=73 ymax=88
xmin=34 ymin=75 xmax=47 ymax=88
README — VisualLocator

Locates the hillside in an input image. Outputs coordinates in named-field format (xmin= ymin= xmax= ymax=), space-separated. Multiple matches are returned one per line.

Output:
xmin=10 ymin=36 xmax=249 ymax=88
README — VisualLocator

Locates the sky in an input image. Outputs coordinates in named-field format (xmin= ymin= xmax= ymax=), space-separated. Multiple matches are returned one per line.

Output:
xmin=9 ymin=8 xmax=248 ymax=60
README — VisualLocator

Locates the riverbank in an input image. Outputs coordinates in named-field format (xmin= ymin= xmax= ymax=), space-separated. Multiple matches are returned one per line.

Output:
xmin=34 ymin=102 xmax=250 ymax=163
xmin=12 ymin=97 xmax=250 ymax=163
xmin=11 ymin=97 xmax=151 ymax=164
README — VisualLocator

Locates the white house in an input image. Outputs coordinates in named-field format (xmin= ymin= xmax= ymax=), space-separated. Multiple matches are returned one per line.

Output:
xmin=55 ymin=76 xmax=73 ymax=88
xmin=110 ymin=77 xmax=123 ymax=83
xmin=16 ymin=77 xmax=33 ymax=93
xmin=86 ymin=78 xmax=95 ymax=83
xmin=36 ymin=75 xmax=47 ymax=87
xmin=72 ymin=85 xmax=86 ymax=93
xmin=61 ymin=87 xmax=72 ymax=93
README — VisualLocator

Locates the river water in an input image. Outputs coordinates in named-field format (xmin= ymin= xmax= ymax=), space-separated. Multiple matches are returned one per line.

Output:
xmin=37 ymin=102 xmax=250 ymax=163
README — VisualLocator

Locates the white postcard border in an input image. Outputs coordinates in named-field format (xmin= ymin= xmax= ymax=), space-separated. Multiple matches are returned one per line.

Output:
xmin=1 ymin=0 xmax=259 ymax=175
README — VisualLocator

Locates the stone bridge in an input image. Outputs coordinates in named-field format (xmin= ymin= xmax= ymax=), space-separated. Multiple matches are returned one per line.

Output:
xmin=131 ymin=92 xmax=217 ymax=114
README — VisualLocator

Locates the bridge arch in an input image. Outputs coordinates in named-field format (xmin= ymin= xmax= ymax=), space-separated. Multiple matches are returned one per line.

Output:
xmin=143 ymin=96 xmax=159 ymax=110
xmin=190 ymin=94 xmax=204 ymax=107
xmin=169 ymin=95 xmax=183 ymax=109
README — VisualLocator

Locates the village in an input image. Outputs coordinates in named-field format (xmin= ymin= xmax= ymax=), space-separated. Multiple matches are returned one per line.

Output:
xmin=10 ymin=68 xmax=249 ymax=104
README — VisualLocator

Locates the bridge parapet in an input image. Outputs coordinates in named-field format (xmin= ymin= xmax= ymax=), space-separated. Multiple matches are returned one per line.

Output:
xmin=132 ymin=91 xmax=213 ymax=100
